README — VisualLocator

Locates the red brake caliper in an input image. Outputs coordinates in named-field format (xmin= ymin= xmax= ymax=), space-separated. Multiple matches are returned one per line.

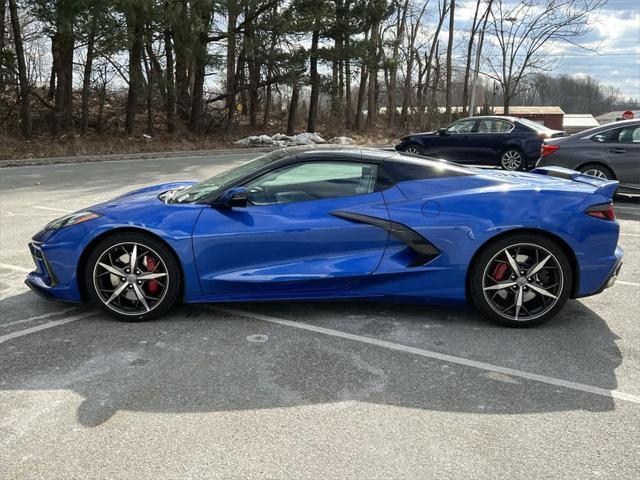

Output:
xmin=145 ymin=255 xmax=159 ymax=295
xmin=492 ymin=263 xmax=509 ymax=281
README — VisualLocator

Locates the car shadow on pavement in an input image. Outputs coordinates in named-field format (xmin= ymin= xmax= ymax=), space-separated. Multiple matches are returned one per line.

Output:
xmin=0 ymin=292 xmax=624 ymax=428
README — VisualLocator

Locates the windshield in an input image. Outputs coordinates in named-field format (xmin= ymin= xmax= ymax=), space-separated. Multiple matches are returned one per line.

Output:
xmin=517 ymin=117 xmax=556 ymax=133
xmin=170 ymin=150 xmax=290 ymax=203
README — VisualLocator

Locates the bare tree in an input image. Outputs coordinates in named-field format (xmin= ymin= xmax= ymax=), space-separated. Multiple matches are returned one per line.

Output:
xmin=486 ymin=0 xmax=604 ymax=114
xmin=444 ymin=0 xmax=454 ymax=122
xmin=8 ymin=0 xmax=31 ymax=137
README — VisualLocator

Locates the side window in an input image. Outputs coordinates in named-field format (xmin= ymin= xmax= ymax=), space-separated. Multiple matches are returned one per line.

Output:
xmin=477 ymin=119 xmax=513 ymax=133
xmin=447 ymin=120 xmax=475 ymax=134
xmin=245 ymin=161 xmax=379 ymax=205
xmin=614 ymin=126 xmax=640 ymax=143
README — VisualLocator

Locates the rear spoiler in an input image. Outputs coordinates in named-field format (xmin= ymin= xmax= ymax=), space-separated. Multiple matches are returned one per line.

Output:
xmin=530 ymin=166 xmax=619 ymax=199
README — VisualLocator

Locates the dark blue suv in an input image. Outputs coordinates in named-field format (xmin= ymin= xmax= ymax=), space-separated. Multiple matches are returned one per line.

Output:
xmin=396 ymin=116 xmax=565 ymax=170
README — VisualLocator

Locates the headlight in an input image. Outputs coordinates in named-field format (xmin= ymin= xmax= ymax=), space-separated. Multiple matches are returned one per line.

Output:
xmin=45 ymin=211 xmax=102 ymax=230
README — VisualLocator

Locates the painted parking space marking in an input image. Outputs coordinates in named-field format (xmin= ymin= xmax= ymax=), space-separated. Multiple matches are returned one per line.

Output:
xmin=0 ymin=312 xmax=96 ymax=345
xmin=1 ymin=307 xmax=79 ymax=329
xmin=209 ymin=306 xmax=640 ymax=404
xmin=620 ymin=233 xmax=640 ymax=237
xmin=33 ymin=205 xmax=72 ymax=213
xmin=618 ymin=280 xmax=640 ymax=287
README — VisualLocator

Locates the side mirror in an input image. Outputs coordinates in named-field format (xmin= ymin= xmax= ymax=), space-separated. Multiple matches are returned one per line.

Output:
xmin=438 ymin=128 xmax=449 ymax=136
xmin=592 ymin=134 xmax=606 ymax=143
xmin=218 ymin=187 xmax=249 ymax=208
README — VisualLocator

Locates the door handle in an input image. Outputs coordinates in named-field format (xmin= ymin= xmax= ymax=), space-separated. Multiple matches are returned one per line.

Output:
xmin=609 ymin=148 xmax=626 ymax=154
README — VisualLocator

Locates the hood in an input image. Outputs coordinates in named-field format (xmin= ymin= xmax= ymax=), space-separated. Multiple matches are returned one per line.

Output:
xmin=96 ymin=181 xmax=197 ymax=208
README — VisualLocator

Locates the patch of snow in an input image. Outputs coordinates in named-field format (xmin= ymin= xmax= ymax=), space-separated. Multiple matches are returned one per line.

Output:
xmin=328 ymin=136 xmax=354 ymax=145
xmin=235 ymin=132 xmax=349 ymax=147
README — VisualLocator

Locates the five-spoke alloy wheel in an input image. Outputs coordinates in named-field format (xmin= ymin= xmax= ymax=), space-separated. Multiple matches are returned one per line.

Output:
xmin=85 ymin=233 xmax=180 ymax=321
xmin=470 ymin=234 xmax=572 ymax=327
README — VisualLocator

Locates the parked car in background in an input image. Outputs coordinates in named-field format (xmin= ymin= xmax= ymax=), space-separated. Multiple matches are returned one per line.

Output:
xmin=395 ymin=116 xmax=565 ymax=171
xmin=537 ymin=119 xmax=640 ymax=193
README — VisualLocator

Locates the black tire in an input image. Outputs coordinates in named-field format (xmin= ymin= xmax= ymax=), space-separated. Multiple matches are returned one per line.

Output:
xmin=469 ymin=233 xmax=573 ymax=327
xmin=84 ymin=232 xmax=181 ymax=321
xmin=578 ymin=163 xmax=615 ymax=181
xmin=499 ymin=147 xmax=525 ymax=171
xmin=403 ymin=144 xmax=423 ymax=156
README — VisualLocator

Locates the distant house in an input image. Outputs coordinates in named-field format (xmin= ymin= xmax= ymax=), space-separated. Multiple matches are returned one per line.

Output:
xmin=562 ymin=114 xmax=599 ymax=134
xmin=492 ymin=106 xmax=565 ymax=130
xmin=595 ymin=110 xmax=640 ymax=125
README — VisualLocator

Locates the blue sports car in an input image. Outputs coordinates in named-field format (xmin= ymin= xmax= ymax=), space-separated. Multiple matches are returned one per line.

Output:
xmin=26 ymin=146 xmax=623 ymax=327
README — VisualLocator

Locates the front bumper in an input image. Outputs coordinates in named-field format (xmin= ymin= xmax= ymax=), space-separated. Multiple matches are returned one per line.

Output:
xmin=25 ymin=241 xmax=82 ymax=303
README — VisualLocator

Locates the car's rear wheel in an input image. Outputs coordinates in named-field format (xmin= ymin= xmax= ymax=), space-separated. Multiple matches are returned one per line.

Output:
xmin=404 ymin=144 xmax=423 ymax=155
xmin=579 ymin=163 xmax=614 ymax=180
xmin=500 ymin=148 xmax=524 ymax=170
xmin=85 ymin=232 xmax=181 ymax=321
xmin=470 ymin=234 xmax=572 ymax=327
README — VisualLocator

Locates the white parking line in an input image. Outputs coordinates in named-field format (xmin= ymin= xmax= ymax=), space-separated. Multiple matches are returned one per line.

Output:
xmin=33 ymin=205 xmax=72 ymax=213
xmin=620 ymin=233 xmax=640 ymax=238
xmin=0 ymin=312 xmax=96 ymax=345
xmin=618 ymin=280 xmax=640 ymax=287
xmin=1 ymin=307 xmax=79 ymax=328
xmin=210 ymin=306 xmax=640 ymax=404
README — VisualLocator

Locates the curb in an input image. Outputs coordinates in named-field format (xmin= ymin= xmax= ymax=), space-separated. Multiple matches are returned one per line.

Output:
xmin=0 ymin=146 xmax=278 ymax=168
xmin=0 ymin=144 xmax=396 ymax=169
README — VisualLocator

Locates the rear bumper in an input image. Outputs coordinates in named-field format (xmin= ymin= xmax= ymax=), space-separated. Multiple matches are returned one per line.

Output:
xmin=576 ymin=246 xmax=624 ymax=298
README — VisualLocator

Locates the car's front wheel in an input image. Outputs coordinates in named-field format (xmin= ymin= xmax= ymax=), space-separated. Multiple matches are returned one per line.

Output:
xmin=403 ymin=144 xmax=423 ymax=155
xmin=85 ymin=232 xmax=181 ymax=321
xmin=500 ymin=148 xmax=525 ymax=170
xmin=470 ymin=234 xmax=573 ymax=327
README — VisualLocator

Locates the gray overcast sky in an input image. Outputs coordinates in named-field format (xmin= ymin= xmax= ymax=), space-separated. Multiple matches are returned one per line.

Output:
xmin=452 ymin=0 xmax=640 ymax=100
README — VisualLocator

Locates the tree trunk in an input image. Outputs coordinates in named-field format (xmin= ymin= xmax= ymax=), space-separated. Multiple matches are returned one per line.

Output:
xmin=48 ymin=34 xmax=58 ymax=101
xmin=53 ymin=1 xmax=75 ymax=134
xmin=503 ymin=84 xmax=510 ymax=115
xmin=0 ymin=0 xmax=5 ymax=92
xmin=263 ymin=84 xmax=272 ymax=127
xmin=344 ymin=42 xmax=352 ymax=130
xmin=164 ymin=29 xmax=177 ymax=133
xmin=125 ymin=5 xmax=145 ymax=135
xmin=142 ymin=47 xmax=154 ymax=133
xmin=80 ymin=18 xmax=97 ymax=135
xmin=462 ymin=0 xmax=482 ymax=115
xmin=388 ymin=0 xmax=410 ymax=127
xmin=366 ymin=23 xmax=380 ymax=129
xmin=97 ymin=72 xmax=107 ymax=133
xmin=225 ymin=4 xmax=238 ymax=128
xmin=173 ymin=1 xmax=191 ymax=119
xmin=307 ymin=26 xmax=320 ymax=132
xmin=354 ymin=30 xmax=369 ymax=131
xmin=445 ymin=0 xmax=455 ymax=122
xmin=8 ymin=0 xmax=30 ymax=137
xmin=189 ymin=1 xmax=212 ymax=133
xmin=287 ymin=84 xmax=300 ymax=136
xmin=421 ymin=7 xmax=447 ymax=130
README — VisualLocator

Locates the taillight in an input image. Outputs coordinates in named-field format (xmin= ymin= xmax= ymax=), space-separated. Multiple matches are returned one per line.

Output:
xmin=541 ymin=144 xmax=560 ymax=157
xmin=586 ymin=204 xmax=616 ymax=221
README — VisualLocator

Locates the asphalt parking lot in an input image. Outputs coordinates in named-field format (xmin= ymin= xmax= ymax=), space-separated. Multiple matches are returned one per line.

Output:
xmin=1 ymin=152 xmax=639 ymax=479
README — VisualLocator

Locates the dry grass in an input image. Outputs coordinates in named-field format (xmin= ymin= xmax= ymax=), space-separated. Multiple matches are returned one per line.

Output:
xmin=0 ymin=125 xmax=398 ymax=161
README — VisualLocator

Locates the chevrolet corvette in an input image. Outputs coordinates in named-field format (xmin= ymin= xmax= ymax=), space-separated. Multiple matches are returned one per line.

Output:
xmin=26 ymin=146 xmax=623 ymax=327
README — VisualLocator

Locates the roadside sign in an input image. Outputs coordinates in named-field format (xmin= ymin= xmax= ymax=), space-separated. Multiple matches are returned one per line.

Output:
xmin=622 ymin=110 xmax=634 ymax=120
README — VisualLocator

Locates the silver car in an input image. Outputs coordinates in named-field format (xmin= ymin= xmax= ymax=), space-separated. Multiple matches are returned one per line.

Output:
xmin=537 ymin=119 xmax=640 ymax=193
